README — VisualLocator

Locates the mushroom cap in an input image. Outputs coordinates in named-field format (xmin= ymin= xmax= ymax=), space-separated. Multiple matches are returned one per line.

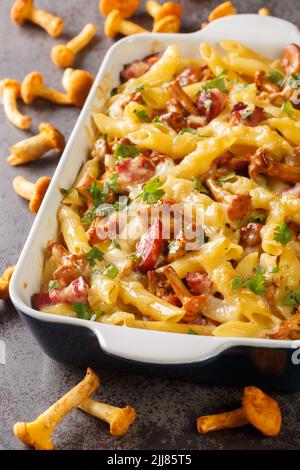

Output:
xmin=51 ymin=44 xmax=74 ymax=68
xmin=13 ymin=421 xmax=54 ymax=450
xmin=110 ymin=406 xmax=137 ymax=436
xmin=62 ymin=68 xmax=94 ymax=107
xmin=29 ymin=176 xmax=51 ymax=213
xmin=11 ymin=0 xmax=33 ymax=25
xmin=0 ymin=79 xmax=21 ymax=96
xmin=104 ymin=9 xmax=123 ymax=37
xmin=153 ymin=14 xmax=181 ymax=33
xmin=155 ymin=2 xmax=182 ymax=21
xmin=242 ymin=386 xmax=282 ymax=437
xmin=39 ymin=122 xmax=65 ymax=152
xmin=21 ymin=72 xmax=44 ymax=104
xmin=99 ymin=0 xmax=140 ymax=19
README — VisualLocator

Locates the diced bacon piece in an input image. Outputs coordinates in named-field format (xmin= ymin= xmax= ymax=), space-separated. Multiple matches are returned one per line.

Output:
xmin=93 ymin=137 xmax=109 ymax=160
xmin=115 ymin=155 xmax=155 ymax=184
xmin=282 ymin=182 xmax=300 ymax=197
xmin=186 ymin=272 xmax=213 ymax=295
xmin=240 ymin=223 xmax=263 ymax=247
xmin=230 ymin=102 xmax=265 ymax=127
xmin=196 ymin=88 xmax=228 ymax=123
xmin=164 ymin=294 xmax=182 ymax=307
xmin=32 ymin=292 xmax=53 ymax=310
xmin=136 ymin=220 xmax=166 ymax=273
xmin=49 ymin=277 xmax=89 ymax=304
xmin=177 ymin=67 xmax=204 ymax=87
xmin=120 ymin=60 xmax=151 ymax=82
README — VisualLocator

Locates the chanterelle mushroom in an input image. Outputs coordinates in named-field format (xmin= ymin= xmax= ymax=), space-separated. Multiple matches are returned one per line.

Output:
xmin=79 ymin=398 xmax=136 ymax=436
xmin=7 ymin=122 xmax=65 ymax=166
xmin=51 ymin=23 xmax=97 ymax=68
xmin=99 ymin=0 xmax=140 ymax=18
xmin=104 ymin=9 xmax=148 ymax=38
xmin=152 ymin=14 xmax=181 ymax=33
xmin=11 ymin=0 xmax=64 ymax=37
xmin=62 ymin=68 xmax=94 ymax=107
xmin=0 ymin=78 xmax=31 ymax=129
xmin=0 ymin=266 xmax=15 ymax=301
xmin=13 ymin=368 xmax=100 ymax=450
xmin=21 ymin=72 xmax=71 ymax=105
xmin=13 ymin=175 xmax=51 ymax=213
xmin=146 ymin=1 xmax=182 ymax=21
xmin=197 ymin=386 xmax=282 ymax=437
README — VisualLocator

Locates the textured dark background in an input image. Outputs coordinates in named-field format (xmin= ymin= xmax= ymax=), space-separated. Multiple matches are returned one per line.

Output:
xmin=1 ymin=0 xmax=300 ymax=451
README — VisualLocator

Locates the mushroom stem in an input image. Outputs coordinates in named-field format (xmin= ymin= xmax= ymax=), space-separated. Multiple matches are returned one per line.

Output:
xmin=21 ymin=72 xmax=72 ymax=105
xmin=13 ymin=368 xmax=100 ymax=450
xmin=105 ymin=10 xmax=148 ymax=38
xmin=206 ymin=177 xmax=252 ymax=221
xmin=13 ymin=176 xmax=35 ymax=200
xmin=146 ymin=0 xmax=161 ymax=17
xmin=7 ymin=122 xmax=65 ymax=166
xmin=78 ymin=397 xmax=136 ymax=436
xmin=0 ymin=80 xmax=31 ymax=129
xmin=0 ymin=266 xmax=15 ymax=301
xmin=68 ymin=23 xmax=97 ymax=55
xmin=119 ymin=18 xmax=147 ymax=36
xmin=197 ymin=407 xmax=248 ymax=433
xmin=29 ymin=7 xmax=63 ymax=37
xmin=146 ymin=0 xmax=182 ymax=20
xmin=167 ymin=80 xmax=198 ymax=115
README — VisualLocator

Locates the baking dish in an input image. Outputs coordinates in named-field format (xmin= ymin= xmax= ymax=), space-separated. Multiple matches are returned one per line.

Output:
xmin=9 ymin=14 xmax=300 ymax=390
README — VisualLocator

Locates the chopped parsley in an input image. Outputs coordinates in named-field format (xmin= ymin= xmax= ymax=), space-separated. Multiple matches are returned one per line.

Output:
xmin=232 ymin=271 xmax=266 ymax=295
xmin=271 ymin=266 xmax=279 ymax=274
xmin=82 ymin=177 xmax=120 ymax=224
xmin=109 ymin=173 xmax=121 ymax=194
xmin=192 ymin=176 xmax=209 ymax=195
xmin=286 ymin=73 xmax=300 ymax=89
xmin=273 ymin=223 xmax=292 ymax=245
xmin=114 ymin=144 xmax=140 ymax=159
xmin=110 ymin=87 xmax=119 ymax=97
xmin=180 ymin=127 xmax=197 ymax=134
xmin=60 ymin=187 xmax=73 ymax=196
xmin=127 ymin=254 xmax=141 ymax=261
xmin=48 ymin=280 xmax=61 ymax=291
xmin=266 ymin=70 xmax=285 ymax=88
xmin=71 ymin=303 xmax=104 ymax=321
xmin=187 ymin=329 xmax=199 ymax=335
xmin=202 ymin=76 xmax=227 ymax=93
xmin=85 ymin=247 xmax=104 ymax=267
xmin=138 ymin=177 xmax=165 ymax=204
xmin=130 ymin=83 xmax=145 ymax=93
xmin=134 ymin=109 xmax=149 ymax=122
xmin=248 ymin=213 xmax=266 ymax=223
xmin=216 ymin=172 xmax=237 ymax=186
xmin=282 ymin=289 xmax=300 ymax=307
xmin=111 ymin=239 xmax=121 ymax=249
xmin=152 ymin=116 xmax=162 ymax=124
xmin=283 ymin=101 xmax=294 ymax=117
xmin=103 ymin=263 xmax=119 ymax=279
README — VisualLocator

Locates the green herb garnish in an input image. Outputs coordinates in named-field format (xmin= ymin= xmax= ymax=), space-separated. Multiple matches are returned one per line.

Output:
xmin=231 ymin=278 xmax=243 ymax=294
xmin=111 ymin=239 xmax=121 ymax=249
xmin=114 ymin=144 xmax=140 ymax=159
xmin=103 ymin=263 xmax=119 ymax=279
xmin=187 ymin=329 xmax=199 ymax=335
xmin=85 ymin=247 xmax=104 ymax=267
xmin=216 ymin=172 xmax=237 ymax=186
xmin=180 ymin=127 xmax=197 ymax=134
xmin=134 ymin=109 xmax=149 ymax=122
xmin=138 ymin=177 xmax=165 ymax=205
xmin=283 ymin=289 xmax=300 ymax=307
xmin=266 ymin=70 xmax=285 ymax=88
xmin=110 ymin=87 xmax=119 ymax=97
xmin=192 ymin=176 xmax=209 ymax=195
xmin=48 ymin=280 xmax=61 ymax=291
xmin=71 ymin=303 xmax=92 ymax=320
xmin=248 ymin=213 xmax=266 ymax=223
xmin=203 ymin=77 xmax=227 ymax=93
xmin=274 ymin=223 xmax=292 ymax=245
xmin=60 ymin=187 xmax=73 ymax=196
xmin=232 ymin=271 xmax=266 ymax=295
xmin=283 ymin=101 xmax=294 ymax=117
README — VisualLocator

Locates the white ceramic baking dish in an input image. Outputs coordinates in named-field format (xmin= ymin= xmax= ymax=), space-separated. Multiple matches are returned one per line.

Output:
xmin=9 ymin=14 xmax=300 ymax=389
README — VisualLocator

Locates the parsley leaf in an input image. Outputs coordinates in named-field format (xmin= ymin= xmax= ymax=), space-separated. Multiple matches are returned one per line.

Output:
xmin=202 ymin=77 xmax=227 ymax=93
xmin=271 ymin=266 xmax=279 ymax=273
xmin=138 ymin=177 xmax=165 ymax=204
xmin=187 ymin=329 xmax=199 ymax=335
xmin=134 ymin=109 xmax=149 ymax=122
xmin=283 ymin=289 xmax=300 ymax=307
xmin=266 ymin=70 xmax=285 ymax=88
xmin=111 ymin=239 xmax=121 ymax=249
xmin=231 ymin=278 xmax=243 ymax=293
xmin=85 ymin=247 xmax=104 ymax=267
xmin=88 ymin=182 xmax=106 ymax=207
xmin=248 ymin=213 xmax=266 ymax=223
xmin=274 ymin=223 xmax=292 ymax=245
xmin=152 ymin=116 xmax=162 ymax=124
xmin=110 ymin=87 xmax=119 ymax=97
xmin=114 ymin=144 xmax=140 ymax=159
xmin=103 ymin=263 xmax=119 ymax=279
xmin=192 ymin=176 xmax=209 ymax=195
xmin=180 ymin=127 xmax=197 ymax=134
xmin=109 ymin=173 xmax=121 ymax=194
xmin=283 ymin=101 xmax=294 ymax=116
xmin=216 ymin=172 xmax=237 ymax=186
xmin=243 ymin=271 xmax=266 ymax=295
xmin=48 ymin=280 xmax=62 ymax=291
xmin=127 ymin=254 xmax=141 ymax=261
xmin=130 ymin=83 xmax=145 ymax=93
xmin=60 ymin=187 xmax=73 ymax=196
xmin=71 ymin=303 xmax=92 ymax=320
xmin=232 ymin=272 xmax=266 ymax=295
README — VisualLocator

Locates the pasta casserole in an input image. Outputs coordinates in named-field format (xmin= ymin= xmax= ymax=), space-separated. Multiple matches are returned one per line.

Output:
xmin=33 ymin=40 xmax=300 ymax=340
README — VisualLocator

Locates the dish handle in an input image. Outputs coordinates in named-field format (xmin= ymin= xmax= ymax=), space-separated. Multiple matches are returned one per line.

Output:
xmin=90 ymin=322 xmax=232 ymax=365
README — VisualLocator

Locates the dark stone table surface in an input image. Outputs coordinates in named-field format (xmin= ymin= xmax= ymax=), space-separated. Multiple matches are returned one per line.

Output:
xmin=1 ymin=0 xmax=300 ymax=451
